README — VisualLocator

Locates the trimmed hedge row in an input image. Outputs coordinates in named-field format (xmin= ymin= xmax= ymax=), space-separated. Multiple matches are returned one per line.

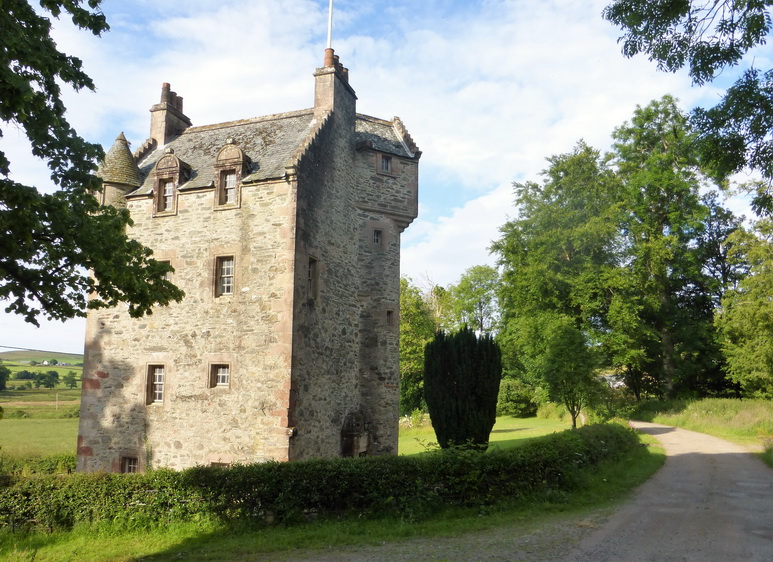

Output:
xmin=0 ymin=453 xmax=76 ymax=478
xmin=0 ymin=423 xmax=638 ymax=532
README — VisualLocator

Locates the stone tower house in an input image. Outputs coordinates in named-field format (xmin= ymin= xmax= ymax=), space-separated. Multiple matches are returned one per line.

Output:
xmin=77 ymin=50 xmax=420 ymax=472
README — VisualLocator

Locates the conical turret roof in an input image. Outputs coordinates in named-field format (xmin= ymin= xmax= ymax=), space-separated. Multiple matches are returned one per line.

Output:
xmin=98 ymin=133 xmax=142 ymax=187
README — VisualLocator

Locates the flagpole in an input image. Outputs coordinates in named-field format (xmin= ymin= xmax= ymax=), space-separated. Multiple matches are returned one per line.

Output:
xmin=327 ymin=0 xmax=334 ymax=49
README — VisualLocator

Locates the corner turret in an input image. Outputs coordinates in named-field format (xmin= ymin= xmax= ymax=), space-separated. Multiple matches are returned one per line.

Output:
xmin=98 ymin=132 xmax=142 ymax=207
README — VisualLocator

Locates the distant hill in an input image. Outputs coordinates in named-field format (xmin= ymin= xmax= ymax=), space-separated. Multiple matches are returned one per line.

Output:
xmin=0 ymin=350 xmax=83 ymax=365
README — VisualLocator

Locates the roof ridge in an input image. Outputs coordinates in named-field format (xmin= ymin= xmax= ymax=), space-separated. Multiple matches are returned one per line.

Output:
xmin=184 ymin=108 xmax=315 ymax=134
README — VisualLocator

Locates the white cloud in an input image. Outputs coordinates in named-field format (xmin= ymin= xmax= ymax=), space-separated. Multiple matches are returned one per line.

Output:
xmin=1 ymin=0 xmax=759 ymax=351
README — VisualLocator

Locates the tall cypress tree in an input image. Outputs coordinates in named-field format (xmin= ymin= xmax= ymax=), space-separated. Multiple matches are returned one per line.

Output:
xmin=423 ymin=326 xmax=502 ymax=449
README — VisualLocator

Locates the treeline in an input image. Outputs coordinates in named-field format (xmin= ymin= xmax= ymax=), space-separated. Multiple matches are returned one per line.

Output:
xmin=401 ymin=96 xmax=773 ymax=417
xmin=0 ymin=368 xmax=79 ymax=391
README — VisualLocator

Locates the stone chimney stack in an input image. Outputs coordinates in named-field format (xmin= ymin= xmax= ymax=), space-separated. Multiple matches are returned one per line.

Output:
xmin=149 ymin=82 xmax=192 ymax=147
xmin=314 ymin=48 xmax=356 ymax=115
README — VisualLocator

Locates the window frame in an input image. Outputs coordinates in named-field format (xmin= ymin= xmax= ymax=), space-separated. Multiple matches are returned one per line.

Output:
xmin=216 ymin=169 xmax=239 ymax=207
xmin=379 ymin=154 xmax=392 ymax=174
xmin=155 ymin=176 xmax=177 ymax=214
xmin=215 ymin=256 xmax=235 ymax=297
xmin=210 ymin=363 xmax=231 ymax=388
xmin=158 ymin=259 xmax=173 ymax=282
xmin=146 ymin=364 xmax=165 ymax=405
xmin=307 ymin=256 xmax=319 ymax=300
xmin=120 ymin=456 xmax=139 ymax=473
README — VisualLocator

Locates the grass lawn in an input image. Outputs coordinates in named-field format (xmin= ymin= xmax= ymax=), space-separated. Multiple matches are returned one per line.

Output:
xmin=0 ymin=419 xmax=79 ymax=457
xmin=398 ymin=416 xmax=569 ymax=455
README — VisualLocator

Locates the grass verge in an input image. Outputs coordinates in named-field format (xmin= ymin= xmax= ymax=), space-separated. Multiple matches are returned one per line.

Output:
xmin=0 ymin=431 xmax=664 ymax=561
xmin=629 ymin=398 xmax=773 ymax=467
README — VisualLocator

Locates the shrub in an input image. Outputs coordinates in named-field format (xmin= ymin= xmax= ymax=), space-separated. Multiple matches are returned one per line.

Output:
xmin=0 ymin=424 xmax=638 ymax=533
xmin=496 ymin=377 xmax=538 ymax=418
xmin=537 ymin=402 xmax=568 ymax=421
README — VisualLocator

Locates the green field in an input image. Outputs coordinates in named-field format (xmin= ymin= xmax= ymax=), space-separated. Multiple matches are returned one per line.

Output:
xmin=1 ymin=349 xmax=84 ymax=396
xmin=0 ymin=418 xmax=79 ymax=457
xmin=0 ymin=350 xmax=82 ymax=364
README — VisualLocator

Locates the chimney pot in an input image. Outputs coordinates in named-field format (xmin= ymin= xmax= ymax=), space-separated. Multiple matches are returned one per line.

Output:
xmin=324 ymin=48 xmax=335 ymax=67
xmin=161 ymin=83 xmax=171 ymax=103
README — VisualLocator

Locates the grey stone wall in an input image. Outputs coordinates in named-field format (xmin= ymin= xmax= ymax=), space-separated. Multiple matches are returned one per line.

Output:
xmin=78 ymin=177 xmax=297 ymax=471
xmin=288 ymin=65 xmax=364 ymax=460
xmin=353 ymin=147 xmax=419 ymax=455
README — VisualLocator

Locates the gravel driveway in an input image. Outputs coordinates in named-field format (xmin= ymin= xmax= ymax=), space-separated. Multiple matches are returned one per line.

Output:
xmin=272 ymin=422 xmax=773 ymax=561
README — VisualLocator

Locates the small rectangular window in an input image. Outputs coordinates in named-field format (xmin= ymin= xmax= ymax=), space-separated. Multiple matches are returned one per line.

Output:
xmin=308 ymin=256 xmax=318 ymax=299
xmin=380 ymin=155 xmax=392 ymax=173
xmin=121 ymin=456 xmax=139 ymax=473
xmin=219 ymin=170 xmax=237 ymax=205
xmin=210 ymin=364 xmax=230 ymax=387
xmin=147 ymin=365 xmax=165 ymax=404
xmin=159 ymin=260 xmax=172 ymax=281
xmin=386 ymin=309 xmax=395 ymax=326
xmin=158 ymin=179 xmax=175 ymax=212
xmin=373 ymin=229 xmax=383 ymax=246
xmin=216 ymin=256 xmax=234 ymax=296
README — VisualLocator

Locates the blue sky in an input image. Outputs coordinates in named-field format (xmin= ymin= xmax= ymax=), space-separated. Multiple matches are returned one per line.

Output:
xmin=1 ymin=0 xmax=768 ymax=354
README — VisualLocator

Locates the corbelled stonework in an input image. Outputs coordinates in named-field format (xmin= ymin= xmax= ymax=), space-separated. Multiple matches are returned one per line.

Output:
xmin=77 ymin=51 xmax=420 ymax=472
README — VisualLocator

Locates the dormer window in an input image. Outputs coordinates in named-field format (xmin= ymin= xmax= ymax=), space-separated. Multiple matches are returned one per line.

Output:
xmin=214 ymin=139 xmax=248 ymax=209
xmin=152 ymin=148 xmax=189 ymax=216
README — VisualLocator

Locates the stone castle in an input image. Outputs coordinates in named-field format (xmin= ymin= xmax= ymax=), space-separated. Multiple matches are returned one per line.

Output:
xmin=76 ymin=49 xmax=420 ymax=472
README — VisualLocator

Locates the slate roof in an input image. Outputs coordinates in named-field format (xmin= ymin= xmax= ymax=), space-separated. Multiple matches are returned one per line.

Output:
xmin=99 ymin=133 xmax=142 ymax=188
xmin=356 ymin=114 xmax=419 ymax=159
xmin=127 ymin=109 xmax=419 ymax=197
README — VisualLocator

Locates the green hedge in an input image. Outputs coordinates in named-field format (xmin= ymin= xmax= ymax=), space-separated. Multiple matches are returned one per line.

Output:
xmin=0 ymin=423 xmax=637 ymax=532
xmin=0 ymin=454 xmax=76 ymax=478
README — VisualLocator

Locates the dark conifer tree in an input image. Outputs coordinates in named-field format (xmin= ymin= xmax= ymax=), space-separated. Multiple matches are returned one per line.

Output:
xmin=423 ymin=326 xmax=502 ymax=449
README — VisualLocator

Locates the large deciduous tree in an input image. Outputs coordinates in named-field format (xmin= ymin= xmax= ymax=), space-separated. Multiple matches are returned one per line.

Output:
xmin=716 ymin=219 xmax=773 ymax=397
xmin=603 ymin=0 xmax=773 ymax=213
xmin=423 ymin=326 xmax=502 ymax=449
xmin=492 ymin=141 xmax=620 ymax=383
xmin=610 ymin=96 xmax=719 ymax=396
xmin=447 ymin=265 xmax=500 ymax=333
xmin=495 ymin=98 xmax=743 ymax=401
xmin=1 ymin=0 xmax=183 ymax=325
